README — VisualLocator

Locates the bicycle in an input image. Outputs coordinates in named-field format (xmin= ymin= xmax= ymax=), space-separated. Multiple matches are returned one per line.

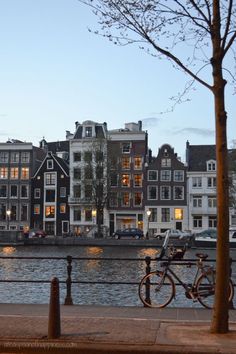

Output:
xmin=139 ymin=232 xmax=234 ymax=309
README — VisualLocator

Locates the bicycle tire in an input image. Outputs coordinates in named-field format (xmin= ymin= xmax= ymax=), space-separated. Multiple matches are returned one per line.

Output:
xmin=139 ymin=271 xmax=175 ymax=308
xmin=196 ymin=271 xmax=234 ymax=309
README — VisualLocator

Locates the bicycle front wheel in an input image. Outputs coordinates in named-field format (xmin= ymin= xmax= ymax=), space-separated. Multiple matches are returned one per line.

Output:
xmin=139 ymin=271 xmax=175 ymax=308
xmin=196 ymin=271 xmax=234 ymax=309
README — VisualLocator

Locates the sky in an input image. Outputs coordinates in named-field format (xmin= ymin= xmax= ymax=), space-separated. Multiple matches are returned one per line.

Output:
xmin=0 ymin=0 xmax=235 ymax=161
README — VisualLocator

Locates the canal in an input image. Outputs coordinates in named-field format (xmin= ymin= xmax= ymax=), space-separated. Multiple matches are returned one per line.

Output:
xmin=0 ymin=245 xmax=235 ymax=307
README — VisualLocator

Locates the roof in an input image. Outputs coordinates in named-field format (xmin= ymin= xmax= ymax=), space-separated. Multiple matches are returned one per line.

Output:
xmin=186 ymin=144 xmax=216 ymax=171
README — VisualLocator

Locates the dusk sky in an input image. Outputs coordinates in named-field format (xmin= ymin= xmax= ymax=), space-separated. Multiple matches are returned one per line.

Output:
xmin=0 ymin=0 xmax=235 ymax=161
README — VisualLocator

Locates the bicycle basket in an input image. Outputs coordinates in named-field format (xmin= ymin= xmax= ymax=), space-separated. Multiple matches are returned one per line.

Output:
xmin=171 ymin=248 xmax=186 ymax=260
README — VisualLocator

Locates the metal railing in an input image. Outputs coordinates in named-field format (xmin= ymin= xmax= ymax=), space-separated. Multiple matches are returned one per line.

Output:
xmin=0 ymin=255 xmax=235 ymax=306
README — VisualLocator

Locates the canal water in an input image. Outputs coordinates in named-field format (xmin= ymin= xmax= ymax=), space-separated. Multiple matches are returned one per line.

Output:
xmin=0 ymin=245 xmax=235 ymax=307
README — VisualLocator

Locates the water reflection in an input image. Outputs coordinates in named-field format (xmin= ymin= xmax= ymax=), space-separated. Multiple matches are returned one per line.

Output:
xmin=1 ymin=246 xmax=16 ymax=255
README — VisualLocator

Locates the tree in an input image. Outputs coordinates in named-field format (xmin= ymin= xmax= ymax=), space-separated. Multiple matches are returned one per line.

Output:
xmin=78 ymin=0 xmax=236 ymax=333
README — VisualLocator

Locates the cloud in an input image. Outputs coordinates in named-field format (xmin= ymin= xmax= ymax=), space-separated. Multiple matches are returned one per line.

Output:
xmin=174 ymin=127 xmax=215 ymax=137
xmin=141 ymin=117 xmax=161 ymax=128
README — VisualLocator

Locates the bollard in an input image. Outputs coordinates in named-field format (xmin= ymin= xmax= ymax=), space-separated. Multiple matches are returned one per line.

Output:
xmin=48 ymin=277 xmax=61 ymax=339
xmin=64 ymin=255 xmax=73 ymax=305
xmin=144 ymin=256 xmax=151 ymax=306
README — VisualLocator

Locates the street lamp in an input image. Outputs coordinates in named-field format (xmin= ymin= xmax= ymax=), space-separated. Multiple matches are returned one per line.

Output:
xmin=146 ymin=209 xmax=151 ymax=240
xmin=6 ymin=209 xmax=11 ymax=231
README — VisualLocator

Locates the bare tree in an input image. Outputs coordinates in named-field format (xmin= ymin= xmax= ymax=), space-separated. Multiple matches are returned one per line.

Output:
xmin=78 ymin=0 xmax=236 ymax=333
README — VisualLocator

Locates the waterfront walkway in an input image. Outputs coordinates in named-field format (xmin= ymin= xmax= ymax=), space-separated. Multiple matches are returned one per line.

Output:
xmin=0 ymin=304 xmax=236 ymax=353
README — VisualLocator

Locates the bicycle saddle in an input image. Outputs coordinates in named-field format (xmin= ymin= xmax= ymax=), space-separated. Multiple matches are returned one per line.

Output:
xmin=196 ymin=253 xmax=208 ymax=260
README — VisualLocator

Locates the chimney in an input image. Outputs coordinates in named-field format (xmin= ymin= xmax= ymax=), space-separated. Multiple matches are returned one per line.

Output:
xmin=138 ymin=120 xmax=142 ymax=131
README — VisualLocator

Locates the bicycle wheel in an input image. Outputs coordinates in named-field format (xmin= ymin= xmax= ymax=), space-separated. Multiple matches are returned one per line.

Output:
xmin=196 ymin=271 xmax=234 ymax=309
xmin=139 ymin=271 xmax=175 ymax=308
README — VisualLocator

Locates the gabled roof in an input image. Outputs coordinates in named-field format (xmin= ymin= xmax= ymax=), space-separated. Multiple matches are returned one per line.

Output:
xmin=186 ymin=144 xmax=216 ymax=171
xmin=32 ymin=151 xmax=69 ymax=178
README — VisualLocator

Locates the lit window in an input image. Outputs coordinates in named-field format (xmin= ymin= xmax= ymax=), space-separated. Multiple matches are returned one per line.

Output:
xmin=60 ymin=204 xmax=66 ymax=213
xmin=34 ymin=204 xmax=40 ymax=214
xmin=21 ymin=167 xmax=29 ymax=180
xmin=45 ymin=206 xmax=55 ymax=218
xmin=121 ymin=174 xmax=130 ymax=187
xmin=0 ymin=167 xmax=8 ymax=179
xmin=134 ymin=174 xmax=142 ymax=187
xmin=134 ymin=157 xmax=142 ymax=169
xmin=121 ymin=192 xmax=130 ymax=206
xmin=122 ymin=157 xmax=130 ymax=169
xmin=134 ymin=192 xmax=142 ymax=206
xmin=175 ymin=208 xmax=183 ymax=220
xmin=10 ymin=168 xmax=19 ymax=179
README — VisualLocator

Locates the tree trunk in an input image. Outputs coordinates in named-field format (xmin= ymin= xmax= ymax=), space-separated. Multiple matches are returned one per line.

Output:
xmin=210 ymin=66 xmax=230 ymax=334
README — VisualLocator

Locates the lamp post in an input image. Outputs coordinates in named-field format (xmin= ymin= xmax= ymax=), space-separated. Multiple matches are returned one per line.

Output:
xmin=146 ymin=209 xmax=151 ymax=240
xmin=6 ymin=209 xmax=11 ymax=231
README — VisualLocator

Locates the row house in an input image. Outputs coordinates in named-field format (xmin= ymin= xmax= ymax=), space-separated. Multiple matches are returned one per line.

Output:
xmin=31 ymin=151 xmax=70 ymax=235
xmin=0 ymin=140 xmax=45 ymax=232
xmin=107 ymin=121 xmax=148 ymax=234
xmin=68 ymin=120 xmax=108 ymax=236
xmin=145 ymin=144 xmax=188 ymax=237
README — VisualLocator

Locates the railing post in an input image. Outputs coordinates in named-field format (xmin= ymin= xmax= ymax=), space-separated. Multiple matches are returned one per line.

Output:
xmin=229 ymin=257 xmax=234 ymax=309
xmin=64 ymin=255 xmax=73 ymax=305
xmin=48 ymin=277 xmax=61 ymax=339
xmin=144 ymin=256 xmax=151 ymax=306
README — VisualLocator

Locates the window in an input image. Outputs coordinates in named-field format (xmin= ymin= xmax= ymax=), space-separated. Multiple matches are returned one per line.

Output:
xmin=60 ymin=204 xmax=66 ymax=213
xmin=0 ymin=204 xmax=6 ymax=220
xmin=85 ymin=126 xmax=92 ymax=137
xmin=74 ymin=208 xmax=81 ymax=221
xmin=121 ymin=174 xmax=130 ymax=187
xmin=110 ymin=173 xmax=118 ymax=187
xmin=134 ymin=192 xmax=142 ymax=206
xmin=209 ymin=216 xmax=217 ymax=228
xmin=161 ymin=186 xmax=171 ymax=200
xmin=84 ymin=166 xmax=93 ymax=179
xmin=60 ymin=187 xmax=66 ymax=197
xmin=45 ymin=172 xmax=56 ymax=185
xmin=10 ymin=185 xmax=18 ymax=198
xmin=10 ymin=168 xmax=19 ymax=179
xmin=73 ymin=152 xmax=81 ymax=162
xmin=134 ymin=174 xmax=142 ymax=187
xmin=148 ymin=186 xmax=157 ymax=200
xmin=85 ymin=209 xmax=92 ymax=221
xmin=45 ymin=206 xmax=55 ymax=218
xmin=174 ymin=186 xmax=184 ymax=200
xmin=34 ymin=189 xmax=40 ymax=199
xmin=21 ymin=152 xmax=30 ymax=163
xmin=0 ymin=152 xmax=8 ymax=162
xmin=161 ymin=158 xmax=171 ymax=167
xmin=73 ymin=185 xmax=81 ymax=198
xmin=121 ymin=192 xmax=130 ymax=206
xmin=21 ymin=167 xmax=29 ymax=180
xmin=122 ymin=157 xmax=130 ymax=169
xmin=21 ymin=185 xmax=28 ymax=198
xmin=45 ymin=189 xmax=55 ymax=202
xmin=85 ymin=184 xmax=92 ymax=198
xmin=109 ymin=192 xmax=118 ymax=207
xmin=174 ymin=170 xmax=184 ymax=182
xmin=73 ymin=168 xmax=81 ymax=180
xmin=11 ymin=205 xmax=17 ymax=220
xmin=21 ymin=204 xmax=28 ymax=221
xmin=193 ymin=196 xmax=202 ymax=207
xmin=96 ymin=166 xmax=103 ymax=179
xmin=192 ymin=177 xmax=202 ymax=188
xmin=161 ymin=170 xmax=171 ymax=181
xmin=11 ymin=152 xmax=19 ymax=163
xmin=122 ymin=143 xmax=131 ymax=153
xmin=84 ymin=151 xmax=92 ymax=162
xmin=207 ymin=160 xmax=216 ymax=171
xmin=208 ymin=177 xmax=216 ymax=188
xmin=95 ymin=151 xmax=103 ymax=162
xmin=148 ymin=170 xmax=158 ymax=181
xmin=175 ymin=208 xmax=183 ymax=220
xmin=47 ymin=160 xmax=54 ymax=169
xmin=0 ymin=167 xmax=8 ymax=179
xmin=208 ymin=197 xmax=217 ymax=208
xmin=161 ymin=208 xmax=170 ymax=222
xmin=0 ymin=185 xmax=7 ymax=198
xmin=150 ymin=208 xmax=157 ymax=222
xmin=134 ymin=157 xmax=142 ymax=170
xmin=193 ymin=216 xmax=202 ymax=228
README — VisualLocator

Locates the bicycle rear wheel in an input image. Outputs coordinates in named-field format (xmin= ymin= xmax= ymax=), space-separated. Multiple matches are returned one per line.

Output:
xmin=139 ymin=271 xmax=175 ymax=308
xmin=196 ymin=271 xmax=234 ymax=309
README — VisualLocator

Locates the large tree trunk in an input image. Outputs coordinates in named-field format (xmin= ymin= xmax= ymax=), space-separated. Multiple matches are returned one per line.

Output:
xmin=210 ymin=62 xmax=230 ymax=334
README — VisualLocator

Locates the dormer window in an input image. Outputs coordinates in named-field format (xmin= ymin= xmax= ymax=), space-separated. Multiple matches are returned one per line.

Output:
xmin=207 ymin=160 xmax=216 ymax=171
xmin=85 ymin=126 xmax=92 ymax=137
